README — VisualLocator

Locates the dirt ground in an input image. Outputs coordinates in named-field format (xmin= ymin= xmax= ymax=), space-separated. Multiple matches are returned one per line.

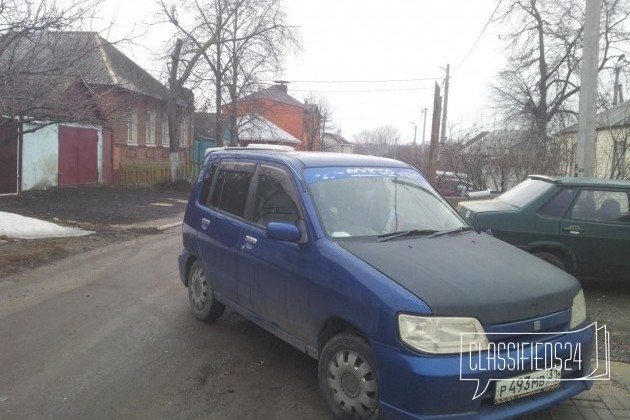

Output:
xmin=2 ymin=185 xmax=629 ymax=364
xmin=0 ymin=185 xmax=191 ymax=278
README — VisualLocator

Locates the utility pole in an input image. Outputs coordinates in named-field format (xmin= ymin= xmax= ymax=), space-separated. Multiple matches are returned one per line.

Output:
xmin=428 ymin=82 xmax=442 ymax=184
xmin=411 ymin=122 xmax=417 ymax=144
xmin=421 ymin=107 xmax=427 ymax=145
xmin=613 ymin=55 xmax=626 ymax=105
xmin=230 ymin=4 xmax=239 ymax=146
xmin=575 ymin=0 xmax=601 ymax=178
xmin=613 ymin=55 xmax=625 ymax=105
xmin=440 ymin=64 xmax=450 ymax=143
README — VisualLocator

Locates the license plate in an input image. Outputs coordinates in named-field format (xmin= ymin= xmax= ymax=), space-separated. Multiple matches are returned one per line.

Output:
xmin=494 ymin=366 xmax=562 ymax=404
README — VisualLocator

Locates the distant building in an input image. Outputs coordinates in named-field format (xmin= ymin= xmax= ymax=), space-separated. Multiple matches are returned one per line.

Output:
xmin=322 ymin=132 xmax=353 ymax=153
xmin=558 ymin=101 xmax=630 ymax=179
xmin=223 ymin=82 xmax=321 ymax=151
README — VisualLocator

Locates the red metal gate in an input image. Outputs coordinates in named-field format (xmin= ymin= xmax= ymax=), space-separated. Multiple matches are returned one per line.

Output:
xmin=59 ymin=126 xmax=98 ymax=186
xmin=0 ymin=122 xmax=19 ymax=195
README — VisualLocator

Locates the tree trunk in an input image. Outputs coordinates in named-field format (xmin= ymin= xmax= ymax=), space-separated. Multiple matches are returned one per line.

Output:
xmin=168 ymin=39 xmax=183 ymax=182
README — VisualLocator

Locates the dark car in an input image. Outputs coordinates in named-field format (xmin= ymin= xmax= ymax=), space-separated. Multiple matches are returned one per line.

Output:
xmin=179 ymin=150 xmax=593 ymax=419
xmin=458 ymin=175 xmax=630 ymax=278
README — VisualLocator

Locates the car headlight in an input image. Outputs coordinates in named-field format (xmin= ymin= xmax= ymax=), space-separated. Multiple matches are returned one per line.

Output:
xmin=398 ymin=314 xmax=488 ymax=354
xmin=569 ymin=289 xmax=587 ymax=329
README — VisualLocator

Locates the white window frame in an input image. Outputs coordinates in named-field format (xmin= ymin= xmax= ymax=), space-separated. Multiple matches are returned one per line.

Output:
xmin=127 ymin=110 xmax=138 ymax=145
xmin=146 ymin=110 xmax=156 ymax=146
xmin=162 ymin=112 xmax=170 ymax=147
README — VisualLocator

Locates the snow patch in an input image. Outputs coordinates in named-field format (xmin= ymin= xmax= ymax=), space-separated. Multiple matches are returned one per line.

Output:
xmin=0 ymin=212 xmax=95 ymax=239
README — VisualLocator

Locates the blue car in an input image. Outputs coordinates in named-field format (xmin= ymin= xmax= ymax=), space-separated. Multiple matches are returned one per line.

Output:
xmin=178 ymin=148 xmax=594 ymax=419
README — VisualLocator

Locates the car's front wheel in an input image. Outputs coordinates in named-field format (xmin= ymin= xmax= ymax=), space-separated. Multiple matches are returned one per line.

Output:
xmin=187 ymin=260 xmax=225 ymax=321
xmin=318 ymin=333 xmax=379 ymax=420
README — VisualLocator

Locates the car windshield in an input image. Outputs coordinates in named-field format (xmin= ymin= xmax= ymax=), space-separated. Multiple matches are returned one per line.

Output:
xmin=304 ymin=167 xmax=466 ymax=239
xmin=497 ymin=178 xmax=554 ymax=208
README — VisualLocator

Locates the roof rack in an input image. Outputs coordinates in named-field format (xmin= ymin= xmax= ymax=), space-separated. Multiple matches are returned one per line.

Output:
xmin=204 ymin=143 xmax=295 ymax=157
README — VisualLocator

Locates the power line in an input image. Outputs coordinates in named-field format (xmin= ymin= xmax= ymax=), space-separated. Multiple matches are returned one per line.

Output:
xmin=289 ymin=87 xmax=435 ymax=93
xmin=265 ymin=77 xmax=440 ymax=84
xmin=455 ymin=0 xmax=503 ymax=72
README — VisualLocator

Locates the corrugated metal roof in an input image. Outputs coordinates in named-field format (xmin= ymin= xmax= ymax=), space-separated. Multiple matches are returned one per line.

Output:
xmin=561 ymin=100 xmax=630 ymax=133
xmin=2 ymin=31 xmax=168 ymax=99
xmin=239 ymin=85 xmax=311 ymax=110
xmin=238 ymin=115 xmax=301 ymax=144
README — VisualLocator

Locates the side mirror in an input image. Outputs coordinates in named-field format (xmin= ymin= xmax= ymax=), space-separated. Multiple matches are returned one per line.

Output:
xmin=266 ymin=222 xmax=302 ymax=243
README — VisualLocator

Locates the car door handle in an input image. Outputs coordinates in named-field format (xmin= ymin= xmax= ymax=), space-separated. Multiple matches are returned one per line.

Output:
xmin=241 ymin=235 xmax=258 ymax=251
xmin=562 ymin=225 xmax=583 ymax=234
xmin=201 ymin=218 xmax=210 ymax=230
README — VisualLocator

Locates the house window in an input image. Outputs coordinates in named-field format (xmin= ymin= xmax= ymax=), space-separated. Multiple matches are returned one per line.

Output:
xmin=146 ymin=111 xmax=156 ymax=146
xmin=162 ymin=112 xmax=170 ymax=147
xmin=127 ymin=110 xmax=138 ymax=145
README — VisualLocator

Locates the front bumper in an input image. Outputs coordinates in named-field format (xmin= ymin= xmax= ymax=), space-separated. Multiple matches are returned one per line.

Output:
xmin=374 ymin=324 xmax=594 ymax=419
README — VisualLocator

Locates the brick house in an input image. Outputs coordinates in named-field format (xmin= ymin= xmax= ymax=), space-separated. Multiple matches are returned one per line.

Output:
xmin=558 ymin=101 xmax=630 ymax=180
xmin=0 ymin=31 xmax=193 ymax=192
xmin=224 ymin=83 xmax=321 ymax=151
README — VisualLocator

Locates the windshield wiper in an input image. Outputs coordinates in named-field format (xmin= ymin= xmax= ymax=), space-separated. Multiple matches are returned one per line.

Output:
xmin=377 ymin=229 xmax=438 ymax=242
xmin=426 ymin=226 xmax=474 ymax=239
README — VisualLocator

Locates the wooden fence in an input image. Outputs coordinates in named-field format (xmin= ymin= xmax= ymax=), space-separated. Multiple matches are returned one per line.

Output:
xmin=118 ymin=162 xmax=201 ymax=186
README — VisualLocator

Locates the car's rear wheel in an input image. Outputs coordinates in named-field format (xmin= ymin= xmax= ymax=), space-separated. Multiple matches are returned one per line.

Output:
xmin=533 ymin=251 xmax=568 ymax=272
xmin=318 ymin=333 xmax=379 ymax=420
xmin=187 ymin=260 xmax=225 ymax=321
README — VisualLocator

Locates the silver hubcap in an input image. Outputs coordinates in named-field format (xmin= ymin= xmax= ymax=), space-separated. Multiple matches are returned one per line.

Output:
xmin=189 ymin=267 xmax=208 ymax=311
xmin=326 ymin=350 xmax=378 ymax=418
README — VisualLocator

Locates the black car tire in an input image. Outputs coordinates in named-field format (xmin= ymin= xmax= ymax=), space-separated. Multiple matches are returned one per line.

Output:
xmin=533 ymin=251 xmax=568 ymax=272
xmin=318 ymin=333 xmax=379 ymax=420
xmin=187 ymin=260 xmax=225 ymax=321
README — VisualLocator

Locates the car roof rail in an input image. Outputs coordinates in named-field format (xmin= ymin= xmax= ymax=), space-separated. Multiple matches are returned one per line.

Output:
xmin=204 ymin=144 xmax=294 ymax=157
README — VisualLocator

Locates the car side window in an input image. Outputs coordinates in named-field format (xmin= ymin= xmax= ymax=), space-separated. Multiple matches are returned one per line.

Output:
xmin=252 ymin=165 xmax=300 ymax=227
xmin=198 ymin=164 xmax=217 ymax=208
xmin=569 ymin=189 xmax=629 ymax=223
xmin=209 ymin=162 xmax=255 ymax=218
xmin=538 ymin=188 xmax=576 ymax=217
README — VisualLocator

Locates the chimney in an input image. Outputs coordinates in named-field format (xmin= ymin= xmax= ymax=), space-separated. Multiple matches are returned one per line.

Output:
xmin=273 ymin=80 xmax=289 ymax=93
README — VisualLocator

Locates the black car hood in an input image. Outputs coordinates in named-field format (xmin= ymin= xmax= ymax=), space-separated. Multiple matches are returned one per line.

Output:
xmin=339 ymin=232 xmax=581 ymax=325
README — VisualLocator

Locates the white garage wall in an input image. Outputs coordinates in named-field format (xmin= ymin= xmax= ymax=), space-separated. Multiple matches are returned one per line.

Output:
xmin=22 ymin=123 xmax=59 ymax=191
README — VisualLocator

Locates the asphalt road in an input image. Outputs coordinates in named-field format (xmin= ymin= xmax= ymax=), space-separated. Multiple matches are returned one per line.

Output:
xmin=1 ymin=229 xmax=628 ymax=420
xmin=0 ymin=230 xmax=331 ymax=420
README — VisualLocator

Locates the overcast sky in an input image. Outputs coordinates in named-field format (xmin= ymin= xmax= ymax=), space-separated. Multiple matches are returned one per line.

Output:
xmin=99 ymin=0 xmax=507 ymax=143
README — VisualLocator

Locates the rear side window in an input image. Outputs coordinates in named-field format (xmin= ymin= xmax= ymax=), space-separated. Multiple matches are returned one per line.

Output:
xmin=209 ymin=162 xmax=255 ymax=218
xmin=198 ymin=165 xmax=217 ymax=208
xmin=538 ymin=188 xmax=576 ymax=217
xmin=569 ymin=189 xmax=630 ymax=223
xmin=498 ymin=179 xmax=554 ymax=208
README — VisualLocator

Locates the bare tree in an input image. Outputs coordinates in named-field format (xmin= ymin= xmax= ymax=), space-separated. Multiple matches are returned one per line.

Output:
xmin=223 ymin=0 xmax=300 ymax=144
xmin=353 ymin=125 xmax=401 ymax=158
xmin=438 ymin=128 xmax=489 ymax=190
xmin=491 ymin=0 xmax=630 ymax=173
xmin=0 ymin=0 xmax=105 ymax=132
xmin=306 ymin=92 xmax=334 ymax=151
xmin=160 ymin=0 xmax=300 ymax=152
